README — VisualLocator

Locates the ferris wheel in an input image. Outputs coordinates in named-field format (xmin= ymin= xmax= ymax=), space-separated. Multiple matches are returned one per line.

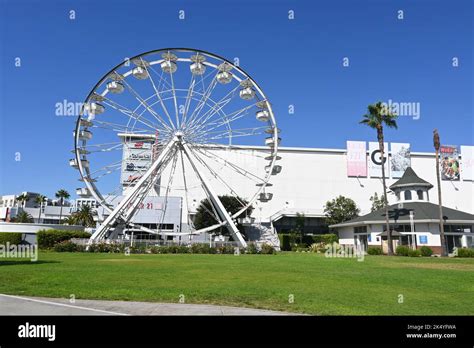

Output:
xmin=71 ymin=48 xmax=281 ymax=248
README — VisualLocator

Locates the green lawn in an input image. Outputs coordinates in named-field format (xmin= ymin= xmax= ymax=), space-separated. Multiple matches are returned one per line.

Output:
xmin=1 ymin=252 xmax=473 ymax=315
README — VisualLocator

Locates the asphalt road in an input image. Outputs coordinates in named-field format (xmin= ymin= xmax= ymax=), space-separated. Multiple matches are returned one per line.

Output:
xmin=0 ymin=294 xmax=291 ymax=316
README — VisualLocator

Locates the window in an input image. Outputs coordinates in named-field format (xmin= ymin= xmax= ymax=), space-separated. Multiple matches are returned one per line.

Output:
xmin=404 ymin=190 xmax=412 ymax=200
xmin=396 ymin=192 xmax=400 ymax=201
xmin=445 ymin=225 xmax=472 ymax=233
xmin=354 ymin=226 xmax=367 ymax=234
xmin=417 ymin=190 xmax=423 ymax=200
xmin=384 ymin=224 xmax=415 ymax=232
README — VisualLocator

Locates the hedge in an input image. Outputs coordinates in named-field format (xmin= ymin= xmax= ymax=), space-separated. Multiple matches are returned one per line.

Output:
xmin=278 ymin=233 xmax=339 ymax=251
xmin=419 ymin=246 xmax=433 ymax=257
xmin=0 ymin=233 xmax=23 ymax=245
xmin=367 ymin=247 xmax=383 ymax=255
xmin=396 ymin=245 xmax=410 ymax=256
xmin=456 ymin=248 xmax=474 ymax=258
xmin=37 ymin=229 xmax=90 ymax=249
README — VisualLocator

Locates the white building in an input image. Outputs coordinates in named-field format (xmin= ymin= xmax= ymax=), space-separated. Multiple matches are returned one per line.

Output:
xmin=153 ymin=143 xmax=474 ymax=235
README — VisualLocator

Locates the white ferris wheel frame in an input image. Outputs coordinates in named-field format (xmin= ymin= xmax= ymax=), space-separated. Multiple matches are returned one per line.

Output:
xmin=73 ymin=48 xmax=280 ymax=247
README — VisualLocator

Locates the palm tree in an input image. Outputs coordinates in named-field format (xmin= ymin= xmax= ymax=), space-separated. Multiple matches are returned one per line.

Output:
xmin=55 ymin=189 xmax=70 ymax=224
xmin=62 ymin=215 xmax=77 ymax=225
xmin=360 ymin=102 xmax=398 ymax=255
xmin=16 ymin=193 xmax=29 ymax=208
xmin=35 ymin=195 xmax=47 ymax=223
xmin=433 ymin=129 xmax=447 ymax=257
xmin=72 ymin=204 xmax=96 ymax=227
xmin=12 ymin=211 xmax=33 ymax=223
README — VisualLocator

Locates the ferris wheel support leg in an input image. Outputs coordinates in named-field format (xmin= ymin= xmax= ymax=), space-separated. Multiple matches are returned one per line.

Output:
xmin=182 ymin=143 xmax=248 ymax=248
xmin=89 ymin=139 xmax=178 ymax=243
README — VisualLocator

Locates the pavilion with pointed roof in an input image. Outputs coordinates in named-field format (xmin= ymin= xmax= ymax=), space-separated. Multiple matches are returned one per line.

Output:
xmin=330 ymin=167 xmax=474 ymax=255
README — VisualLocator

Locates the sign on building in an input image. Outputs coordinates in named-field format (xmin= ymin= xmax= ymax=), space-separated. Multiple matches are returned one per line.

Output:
xmin=120 ymin=140 xmax=153 ymax=185
xmin=461 ymin=145 xmax=474 ymax=181
xmin=390 ymin=143 xmax=411 ymax=178
xmin=346 ymin=141 xmax=367 ymax=177
xmin=440 ymin=145 xmax=460 ymax=181
xmin=368 ymin=142 xmax=389 ymax=178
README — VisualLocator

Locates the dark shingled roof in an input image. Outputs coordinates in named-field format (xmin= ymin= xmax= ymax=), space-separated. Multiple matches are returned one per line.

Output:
xmin=330 ymin=201 xmax=474 ymax=227
xmin=389 ymin=167 xmax=433 ymax=190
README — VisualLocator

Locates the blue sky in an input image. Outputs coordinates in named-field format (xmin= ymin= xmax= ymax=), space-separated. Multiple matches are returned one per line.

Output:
xmin=0 ymin=0 xmax=472 ymax=198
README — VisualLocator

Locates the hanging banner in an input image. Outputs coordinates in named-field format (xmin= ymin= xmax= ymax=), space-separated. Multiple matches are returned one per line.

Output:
xmin=346 ymin=141 xmax=367 ymax=177
xmin=390 ymin=143 xmax=411 ymax=178
xmin=460 ymin=145 xmax=474 ymax=181
xmin=368 ymin=142 xmax=389 ymax=178
xmin=440 ymin=145 xmax=460 ymax=181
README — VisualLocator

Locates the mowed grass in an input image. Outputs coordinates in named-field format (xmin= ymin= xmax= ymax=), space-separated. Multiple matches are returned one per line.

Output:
xmin=1 ymin=252 xmax=473 ymax=315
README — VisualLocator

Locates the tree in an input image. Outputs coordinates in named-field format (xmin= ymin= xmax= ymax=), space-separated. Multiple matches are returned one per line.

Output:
xmin=55 ymin=189 xmax=70 ymax=224
xmin=193 ymin=195 xmax=253 ymax=239
xmin=324 ymin=196 xmax=360 ymax=226
xmin=70 ymin=204 xmax=96 ymax=227
xmin=369 ymin=192 xmax=388 ymax=212
xmin=16 ymin=193 xmax=29 ymax=208
xmin=433 ymin=129 xmax=447 ymax=257
xmin=295 ymin=212 xmax=306 ymax=243
xmin=62 ymin=215 xmax=77 ymax=226
xmin=360 ymin=102 xmax=398 ymax=255
xmin=12 ymin=211 xmax=33 ymax=223
xmin=35 ymin=195 xmax=47 ymax=223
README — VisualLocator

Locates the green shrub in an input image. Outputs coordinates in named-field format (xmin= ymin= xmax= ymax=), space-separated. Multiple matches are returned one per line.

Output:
xmin=291 ymin=243 xmax=308 ymax=252
xmin=456 ymin=248 xmax=474 ymax=258
xmin=37 ymin=229 xmax=90 ymax=249
xmin=0 ymin=233 xmax=23 ymax=245
xmin=408 ymin=249 xmax=421 ymax=257
xmin=396 ymin=245 xmax=410 ymax=256
xmin=245 ymin=243 xmax=258 ymax=254
xmin=367 ymin=247 xmax=383 ymax=255
xmin=278 ymin=233 xmax=338 ymax=251
xmin=260 ymin=244 xmax=276 ymax=254
xmin=53 ymin=241 xmax=84 ymax=252
xmin=190 ymin=243 xmax=216 ymax=254
xmin=314 ymin=234 xmax=339 ymax=244
xmin=217 ymin=244 xmax=235 ymax=254
xmin=419 ymin=246 xmax=433 ymax=257
xmin=87 ymin=242 xmax=124 ymax=253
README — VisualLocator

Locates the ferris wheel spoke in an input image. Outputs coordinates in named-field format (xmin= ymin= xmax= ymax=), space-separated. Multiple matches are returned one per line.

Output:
xmin=187 ymin=83 xmax=238 ymax=131
xmin=179 ymin=149 xmax=194 ymax=231
xmin=156 ymin=152 xmax=179 ymax=233
xmin=167 ymin=67 xmax=180 ymax=130
xmin=194 ymin=127 xmax=267 ymax=143
xmin=190 ymin=148 xmax=248 ymax=209
xmin=193 ymin=102 xmax=258 ymax=138
xmin=141 ymin=60 xmax=177 ymax=131
xmin=181 ymin=74 xmax=197 ymax=128
xmin=185 ymin=77 xmax=227 ymax=130
xmin=191 ymin=146 xmax=266 ymax=184
xmin=120 ymin=75 xmax=174 ymax=133
xmin=101 ymin=98 xmax=161 ymax=131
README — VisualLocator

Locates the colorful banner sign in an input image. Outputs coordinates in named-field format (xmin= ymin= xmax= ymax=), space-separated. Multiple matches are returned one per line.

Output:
xmin=440 ymin=145 xmax=460 ymax=181
xmin=461 ymin=145 xmax=474 ymax=181
xmin=368 ymin=142 xmax=389 ymax=178
xmin=390 ymin=143 xmax=411 ymax=178
xmin=346 ymin=141 xmax=367 ymax=177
